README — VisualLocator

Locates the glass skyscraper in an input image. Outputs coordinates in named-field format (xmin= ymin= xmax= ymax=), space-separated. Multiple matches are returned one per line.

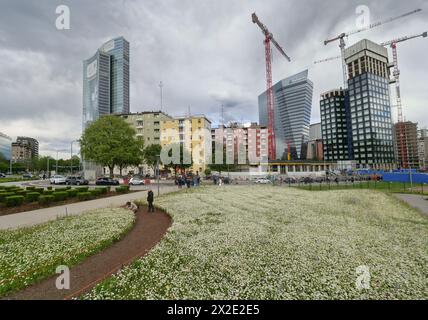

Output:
xmin=0 ymin=132 xmax=12 ymax=161
xmin=83 ymin=36 xmax=130 ymax=129
xmin=258 ymin=70 xmax=313 ymax=160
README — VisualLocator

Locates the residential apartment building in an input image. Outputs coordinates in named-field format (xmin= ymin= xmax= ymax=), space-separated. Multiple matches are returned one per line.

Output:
xmin=161 ymin=115 xmax=212 ymax=174
xmin=12 ymin=137 xmax=39 ymax=162
xmin=394 ymin=121 xmax=419 ymax=169
xmin=418 ymin=137 xmax=428 ymax=170
xmin=320 ymin=89 xmax=351 ymax=161
xmin=258 ymin=70 xmax=313 ymax=160
xmin=119 ymin=111 xmax=172 ymax=146
xmin=0 ymin=132 xmax=12 ymax=161
xmin=344 ymin=39 xmax=395 ymax=169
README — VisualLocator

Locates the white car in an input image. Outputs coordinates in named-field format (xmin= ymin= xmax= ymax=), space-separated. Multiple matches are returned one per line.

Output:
xmin=50 ymin=175 xmax=66 ymax=184
xmin=255 ymin=178 xmax=272 ymax=184
xmin=129 ymin=177 xmax=145 ymax=186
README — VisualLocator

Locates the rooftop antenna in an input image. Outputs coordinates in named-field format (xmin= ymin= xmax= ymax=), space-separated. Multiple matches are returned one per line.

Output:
xmin=221 ymin=104 xmax=225 ymax=127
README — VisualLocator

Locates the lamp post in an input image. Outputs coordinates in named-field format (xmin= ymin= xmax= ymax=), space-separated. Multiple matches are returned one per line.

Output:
xmin=156 ymin=154 xmax=161 ymax=196
xmin=56 ymin=151 xmax=59 ymax=174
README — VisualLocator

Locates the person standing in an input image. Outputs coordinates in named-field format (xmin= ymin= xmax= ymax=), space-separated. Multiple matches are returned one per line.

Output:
xmin=147 ymin=189 xmax=155 ymax=213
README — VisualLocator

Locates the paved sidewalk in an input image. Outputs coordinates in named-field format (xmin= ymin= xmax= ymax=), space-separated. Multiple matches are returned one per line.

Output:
xmin=394 ymin=194 xmax=428 ymax=216
xmin=0 ymin=185 xmax=179 ymax=230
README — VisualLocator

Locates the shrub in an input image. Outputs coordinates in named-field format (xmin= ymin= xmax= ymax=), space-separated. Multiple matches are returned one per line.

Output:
xmin=89 ymin=189 xmax=102 ymax=197
xmin=15 ymin=190 xmax=27 ymax=197
xmin=77 ymin=187 xmax=89 ymax=192
xmin=4 ymin=186 xmax=17 ymax=191
xmin=34 ymin=188 xmax=44 ymax=193
xmin=47 ymin=186 xmax=53 ymax=190
xmin=43 ymin=190 xmax=54 ymax=196
xmin=26 ymin=192 xmax=41 ymax=202
xmin=67 ymin=189 xmax=78 ymax=197
xmin=96 ymin=187 xmax=108 ymax=194
xmin=116 ymin=186 xmax=130 ymax=194
xmin=38 ymin=195 xmax=54 ymax=205
xmin=26 ymin=186 xmax=35 ymax=191
xmin=0 ymin=192 xmax=15 ymax=202
xmin=77 ymin=192 xmax=93 ymax=201
xmin=52 ymin=191 xmax=68 ymax=202
xmin=5 ymin=195 xmax=25 ymax=207
xmin=66 ymin=186 xmax=71 ymax=190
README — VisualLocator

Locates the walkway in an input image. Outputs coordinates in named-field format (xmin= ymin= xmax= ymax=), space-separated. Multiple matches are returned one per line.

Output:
xmin=394 ymin=194 xmax=428 ymax=216
xmin=0 ymin=185 xmax=178 ymax=230
xmin=3 ymin=207 xmax=172 ymax=300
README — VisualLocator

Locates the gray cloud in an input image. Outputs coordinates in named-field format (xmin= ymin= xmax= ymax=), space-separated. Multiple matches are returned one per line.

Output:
xmin=0 ymin=0 xmax=427 ymax=158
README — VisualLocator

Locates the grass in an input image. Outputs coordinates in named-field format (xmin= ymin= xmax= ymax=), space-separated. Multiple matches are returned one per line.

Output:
xmin=0 ymin=208 xmax=135 ymax=297
xmin=84 ymin=186 xmax=428 ymax=300
xmin=296 ymin=181 xmax=428 ymax=195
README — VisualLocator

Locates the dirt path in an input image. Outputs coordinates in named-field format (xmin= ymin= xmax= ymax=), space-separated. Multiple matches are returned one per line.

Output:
xmin=3 ymin=206 xmax=172 ymax=300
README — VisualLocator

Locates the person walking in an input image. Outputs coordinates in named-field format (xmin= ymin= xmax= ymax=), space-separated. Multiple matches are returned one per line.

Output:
xmin=147 ymin=189 xmax=155 ymax=213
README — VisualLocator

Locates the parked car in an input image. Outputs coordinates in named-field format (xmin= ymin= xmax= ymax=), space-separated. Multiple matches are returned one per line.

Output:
xmin=129 ymin=176 xmax=145 ymax=186
xmin=22 ymin=173 xmax=33 ymax=179
xmin=95 ymin=177 xmax=120 ymax=186
xmin=50 ymin=175 xmax=66 ymax=184
xmin=0 ymin=173 xmax=6 ymax=178
xmin=255 ymin=178 xmax=272 ymax=184
xmin=66 ymin=176 xmax=89 ymax=186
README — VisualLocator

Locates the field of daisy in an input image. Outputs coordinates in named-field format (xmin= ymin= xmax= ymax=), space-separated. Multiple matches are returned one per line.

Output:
xmin=84 ymin=185 xmax=427 ymax=300
xmin=0 ymin=208 xmax=135 ymax=297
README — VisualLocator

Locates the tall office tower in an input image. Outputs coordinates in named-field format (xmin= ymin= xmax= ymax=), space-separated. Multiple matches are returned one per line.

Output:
xmin=320 ymin=89 xmax=352 ymax=161
xmin=344 ymin=39 xmax=395 ymax=169
xmin=258 ymin=70 xmax=313 ymax=160
xmin=0 ymin=132 xmax=12 ymax=161
xmin=83 ymin=37 xmax=130 ymax=129
xmin=394 ymin=121 xmax=419 ymax=168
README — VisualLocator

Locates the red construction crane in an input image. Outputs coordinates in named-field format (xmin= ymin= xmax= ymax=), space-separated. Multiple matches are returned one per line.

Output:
xmin=252 ymin=12 xmax=291 ymax=161
xmin=324 ymin=8 xmax=422 ymax=89
xmin=381 ymin=31 xmax=427 ymax=168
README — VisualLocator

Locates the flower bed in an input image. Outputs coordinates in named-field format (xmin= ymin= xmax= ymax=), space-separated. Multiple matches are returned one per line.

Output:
xmin=84 ymin=186 xmax=427 ymax=300
xmin=0 ymin=208 xmax=135 ymax=297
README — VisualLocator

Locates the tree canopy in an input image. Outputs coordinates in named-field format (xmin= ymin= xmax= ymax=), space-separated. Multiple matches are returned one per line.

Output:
xmin=80 ymin=115 xmax=144 ymax=177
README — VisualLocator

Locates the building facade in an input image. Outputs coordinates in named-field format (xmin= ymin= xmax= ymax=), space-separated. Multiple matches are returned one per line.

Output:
xmin=161 ymin=115 xmax=212 ymax=174
xmin=320 ymin=89 xmax=351 ymax=161
xmin=259 ymin=70 xmax=313 ymax=160
xmin=83 ymin=36 xmax=130 ymax=129
xmin=0 ymin=132 xmax=12 ymax=161
xmin=418 ymin=137 xmax=428 ymax=170
xmin=119 ymin=111 xmax=172 ymax=146
xmin=344 ymin=39 xmax=395 ymax=169
xmin=12 ymin=137 xmax=39 ymax=161
xmin=394 ymin=121 xmax=419 ymax=169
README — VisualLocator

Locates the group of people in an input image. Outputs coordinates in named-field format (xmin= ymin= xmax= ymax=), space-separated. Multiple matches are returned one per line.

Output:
xmin=175 ymin=174 xmax=201 ymax=189
xmin=125 ymin=189 xmax=154 ymax=214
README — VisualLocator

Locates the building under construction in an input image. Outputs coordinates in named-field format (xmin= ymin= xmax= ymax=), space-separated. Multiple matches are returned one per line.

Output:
xmin=394 ymin=121 xmax=419 ymax=169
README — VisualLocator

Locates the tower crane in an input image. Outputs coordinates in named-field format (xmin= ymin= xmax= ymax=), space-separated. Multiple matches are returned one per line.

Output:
xmin=380 ymin=31 xmax=427 ymax=168
xmin=324 ymin=8 xmax=422 ymax=89
xmin=252 ymin=12 xmax=291 ymax=161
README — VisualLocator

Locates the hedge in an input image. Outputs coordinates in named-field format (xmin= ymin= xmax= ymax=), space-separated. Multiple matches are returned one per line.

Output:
xmin=89 ymin=189 xmax=102 ymax=197
xmin=77 ymin=187 xmax=89 ymax=192
xmin=26 ymin=186 xmax=35 ymax=191
xmin=38 ymin=195 xmax=54 ymax=205
xmin=47 ymin=186 xmax=53 ymax=190
xmin=77 ymin=192 xmax=93 ymax=201
xmin=5 ymin=195 xmax=25 ymax=207
xmin=52 ymin=191 xmax=68 ymax=202
xmin=0 ymin=192 xmax=15 ymax=202
xmin=26 ymin=192 xmax=41 ymax=202
xmin=34 ymin=188 xmax=44 ymax=193
xmin=116 ymin=186 xmax=129 ymax=194
xmin=96 ymin=187 xmax=108 ymax=194
xmin=66 ymin=189 xmax=78 ymax=197
xmin=43 ymin=190 xmax=54 ymax=196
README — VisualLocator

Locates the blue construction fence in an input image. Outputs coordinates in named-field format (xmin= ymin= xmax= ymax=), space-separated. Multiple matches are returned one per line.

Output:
xmin=356 ymin=170 xmax=428 ymax=184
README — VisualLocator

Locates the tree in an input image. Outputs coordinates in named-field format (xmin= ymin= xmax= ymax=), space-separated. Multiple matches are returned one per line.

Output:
xmin=162 ymin=143 xmax=193 ymax=176
xmin=143 ymin=144 xmax=162 ymax=174
xmin=208 ymin=143 xmax=236 ymax=175
xmin=80 ymin=115 xmax=144 ymax=178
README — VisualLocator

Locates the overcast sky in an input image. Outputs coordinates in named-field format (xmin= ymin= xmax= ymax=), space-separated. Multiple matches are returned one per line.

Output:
xmin=0 ymin=0 xmax=427 ymax=158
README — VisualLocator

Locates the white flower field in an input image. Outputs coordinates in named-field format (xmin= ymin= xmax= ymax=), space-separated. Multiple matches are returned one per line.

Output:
xmin=85 ymin=186 xmax=427 ymax=300
xmin=0 ymin=208 xmax=135 ymax=297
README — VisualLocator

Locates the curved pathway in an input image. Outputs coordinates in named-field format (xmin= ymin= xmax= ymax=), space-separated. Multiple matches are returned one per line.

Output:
xmin=3 ymin=206 xmax=172 ymax=300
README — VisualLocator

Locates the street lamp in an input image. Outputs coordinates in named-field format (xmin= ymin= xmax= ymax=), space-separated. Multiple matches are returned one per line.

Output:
xmin=156 ymin=154 xmax=161 ymax=196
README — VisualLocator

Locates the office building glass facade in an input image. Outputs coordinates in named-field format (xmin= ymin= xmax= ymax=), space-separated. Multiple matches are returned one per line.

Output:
xmin=0 ymin=133 xmax=12 ymax=160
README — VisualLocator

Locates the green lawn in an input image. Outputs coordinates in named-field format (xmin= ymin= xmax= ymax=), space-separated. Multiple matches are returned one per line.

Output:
xmin=0 ymin=208 xmax=135 ymax=297
xmin=84 ymin=186 xmax=428 ymax=300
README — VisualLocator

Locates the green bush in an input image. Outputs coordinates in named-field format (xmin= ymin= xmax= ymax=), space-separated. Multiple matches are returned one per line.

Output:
xmin=0 ymin=192 xmax=15 ymax=202
xmin=26 ymin=186 xmax=35 ymax=191
xmin=116 ymin=186 xmax=129 ymax=194
xmin=77 ymin=192 xmax=93 ymax=201
xmin=66 ymin=186 xmax=71 ymax=190
xmin=16 ymin=190 xmax=27 ymax=196
xmin=52 ymin=191 xmax=68 ymax=202
xmin=77 ymin=187 xmax=89 ymax=192
xmin=4 ymin=186 xmax=17 ymax=191
xmin=47 ymin=186 xmax=53 ymax=190
xmin=67 ymin=189 xmax=78 ymax=197
xmin=39 ymin=195 xmax=54 ymax=205
xmin=43 ymin=190 xmax=54 ymax=196
xmin=26 ymin=192 xmax=41 ymax=202
xmin=96 ymin=187 xmax=108 ymax=194
xmin=5 ymin=195 xmax=25 ymax=207
xmin=34 ymin=188 xmax=44 ymax=193
xmin=89 ymin=189 xmax=102 ymax=197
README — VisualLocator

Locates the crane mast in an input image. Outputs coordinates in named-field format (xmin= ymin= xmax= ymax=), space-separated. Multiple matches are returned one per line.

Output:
xmin=252 ymin=13 xmax=290 ymax=161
